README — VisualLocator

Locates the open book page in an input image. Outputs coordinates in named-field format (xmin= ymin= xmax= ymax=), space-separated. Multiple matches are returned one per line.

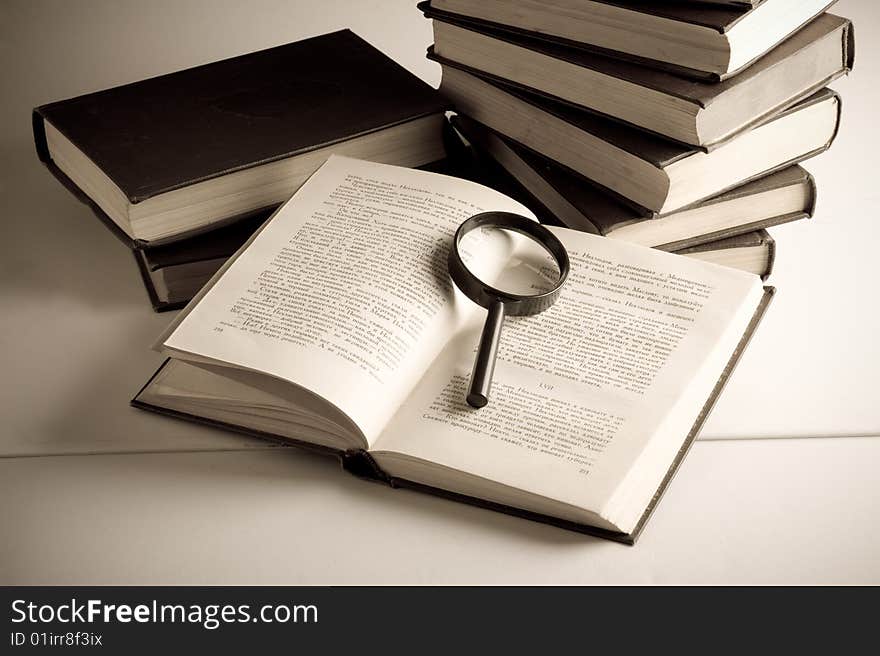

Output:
xmin=372 ymin=227 xmax=764 ymax=526
xmin=160 ymin=156 xmax=536 ymax=443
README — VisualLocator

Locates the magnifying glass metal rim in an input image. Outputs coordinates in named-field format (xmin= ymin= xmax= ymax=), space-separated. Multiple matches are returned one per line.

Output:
xmin=448 ymin=211 xmax=571 ymax=408
xmin=449 ymin=212 xmax=570 ymax=315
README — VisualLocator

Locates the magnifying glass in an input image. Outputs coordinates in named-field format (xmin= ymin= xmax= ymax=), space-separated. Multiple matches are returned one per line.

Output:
xmin=448 ymin=211 xmax=570 ymax=408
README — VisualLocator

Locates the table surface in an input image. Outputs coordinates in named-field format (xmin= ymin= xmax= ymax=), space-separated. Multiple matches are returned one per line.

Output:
xmin=1 ymin=0 xmax=878 ymax=584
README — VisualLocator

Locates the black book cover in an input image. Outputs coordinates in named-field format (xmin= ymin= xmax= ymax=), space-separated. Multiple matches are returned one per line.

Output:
xmin=35 ymin=29 xmax=448 ymax=203
xmin=33 ymin=29 xmax=450 ymax=246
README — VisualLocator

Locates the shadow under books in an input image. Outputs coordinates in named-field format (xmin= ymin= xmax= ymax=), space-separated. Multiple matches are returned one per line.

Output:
xmin=119 ymin=414 xmax=604 ymax=548
xmin=0 ymin=140 xmax=142 ymax=310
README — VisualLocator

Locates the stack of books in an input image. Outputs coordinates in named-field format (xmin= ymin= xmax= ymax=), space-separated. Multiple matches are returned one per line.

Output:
xmin=420 ymin=0 xmax=853 ymax=279
xmin=33 ymin=30 xmax=450 ymax=310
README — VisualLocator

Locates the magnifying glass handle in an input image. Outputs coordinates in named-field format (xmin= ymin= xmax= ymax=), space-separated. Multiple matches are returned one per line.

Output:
xmin=467 ymin=300 xmax=506 ymax=408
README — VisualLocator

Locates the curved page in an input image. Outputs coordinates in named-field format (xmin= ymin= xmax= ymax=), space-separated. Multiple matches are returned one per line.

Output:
xmin=161 ymin=155 xmax=535 ymax=443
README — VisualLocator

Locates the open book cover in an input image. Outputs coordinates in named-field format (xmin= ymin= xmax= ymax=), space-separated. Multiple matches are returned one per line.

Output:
xmin=133 ymin=156 xmax=774 ymax=543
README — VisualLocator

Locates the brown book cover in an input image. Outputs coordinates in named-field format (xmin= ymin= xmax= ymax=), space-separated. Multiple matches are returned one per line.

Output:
xmin=33 ymin=29 xmax=449 ymax=247
xmin=420 ymin=0 xmax=838 ymax=80
xmin=132 ymin=288 xmax=774 ymax=543
xmin=428 ymin=13 xmax=853 ymax=147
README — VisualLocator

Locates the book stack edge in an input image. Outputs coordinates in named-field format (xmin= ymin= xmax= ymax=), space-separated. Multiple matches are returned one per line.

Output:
xmin=420 ymin=0 xmax=851 ymax=283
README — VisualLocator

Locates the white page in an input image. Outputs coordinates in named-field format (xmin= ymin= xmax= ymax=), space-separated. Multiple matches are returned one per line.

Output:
xmin=161 ymin=156 xmax=535 ymax=443
xmin=374 ymin=227 xmax=764 ymax=515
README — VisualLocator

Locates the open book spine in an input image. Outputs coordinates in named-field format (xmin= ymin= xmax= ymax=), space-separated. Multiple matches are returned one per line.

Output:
xmin=132 ymin=288 xmax=774 ymax=544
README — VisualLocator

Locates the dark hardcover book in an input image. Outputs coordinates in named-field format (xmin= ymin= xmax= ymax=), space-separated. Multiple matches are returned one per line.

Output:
xmin=449 ymin=115 xmax=814 ymax=260
xmin=33 ymin=29 xmax=449 ymax=246
xmin=420 ymin=0 xmax=837 ymax=80
xmin=428 ymin=12 xmax=853 ymax=147
xmin=441 ymin=65 xmax=841 ymax=216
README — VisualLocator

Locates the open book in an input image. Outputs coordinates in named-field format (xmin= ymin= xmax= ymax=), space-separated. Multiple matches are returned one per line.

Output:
xmin=134 ymin=156 xmax=772 ymax=543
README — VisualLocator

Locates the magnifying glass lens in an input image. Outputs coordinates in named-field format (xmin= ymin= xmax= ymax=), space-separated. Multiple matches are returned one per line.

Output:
xmin=457 ymin=225 xmax=563 ymax=296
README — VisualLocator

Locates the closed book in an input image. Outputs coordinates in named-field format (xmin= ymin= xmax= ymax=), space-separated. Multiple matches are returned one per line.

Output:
xmin=421 ymin=0 xmax=837 ymax=80
xmin=33 ymin=29 xmax=449 ymax=246
xmin=450 ymin=115 xmax=813 ymax=258
xmin=429 ymin=13 xmax=853 ymax=147
xmin=440 ymin=65 xmax=840 ymax=215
